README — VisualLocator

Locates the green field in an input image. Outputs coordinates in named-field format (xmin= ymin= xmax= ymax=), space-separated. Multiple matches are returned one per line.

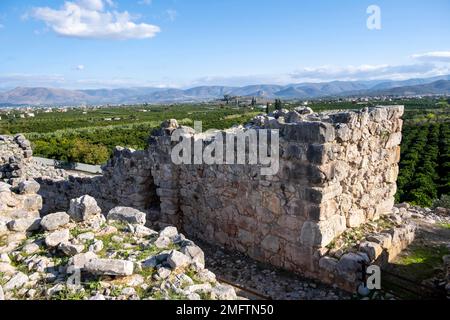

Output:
xmin=0 ymin=99 xmax=449 ymax=207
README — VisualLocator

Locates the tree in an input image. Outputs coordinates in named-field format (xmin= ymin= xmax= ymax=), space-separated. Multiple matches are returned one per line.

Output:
xmin=223 ymin=95 xmax=230 ymax=105
xmin=274 ymin=99 xmax=283 ymax=111
xmin=251 ymin=97 xmax=257 ymax=107
xmin=68 ymin=139 xmax=109 ymax=165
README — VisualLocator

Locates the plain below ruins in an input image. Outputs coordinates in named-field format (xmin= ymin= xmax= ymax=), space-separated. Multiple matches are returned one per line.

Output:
xmin=0 ymin=105 xmax=421 ymax=298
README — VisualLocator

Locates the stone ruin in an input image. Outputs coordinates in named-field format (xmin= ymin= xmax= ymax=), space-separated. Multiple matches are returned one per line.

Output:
xmin=1 ymin=105 xmax=416 ymax=292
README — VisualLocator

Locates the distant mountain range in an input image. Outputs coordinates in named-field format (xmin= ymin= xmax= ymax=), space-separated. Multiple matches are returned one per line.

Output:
xmin=1 ymin=75 xmax=450 ymax=106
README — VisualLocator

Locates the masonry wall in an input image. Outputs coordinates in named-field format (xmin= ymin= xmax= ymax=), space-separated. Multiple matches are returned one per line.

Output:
xmin=1 ymin=106 xmax=405 ymax=291
xmin=148 ymin=106 xmax=404 ymax=280
xmin=36 ymin=147 xmax=158 ymax=218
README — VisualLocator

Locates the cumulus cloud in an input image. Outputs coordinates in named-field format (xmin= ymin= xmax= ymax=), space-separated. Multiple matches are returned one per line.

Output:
xmin=30 ymin=0 xmax=161 ymax=40
xmin=411 ymin=51 xmax=450 ymax=63
xmin=75 ymin=64 xmax=85 ymax=71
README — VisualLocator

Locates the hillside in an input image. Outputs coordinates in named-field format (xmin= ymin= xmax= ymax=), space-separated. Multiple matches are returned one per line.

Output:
xmin=1 ymin=76 xmax=449 ymax=106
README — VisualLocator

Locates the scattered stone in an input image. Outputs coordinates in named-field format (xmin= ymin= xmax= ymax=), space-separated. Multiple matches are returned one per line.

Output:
xmin=90 ymin=293 xmax=106 ymax=300
xmin=68 ymin=195 xmax=101 ymax=222
xmin=181 ymin=244 xmax=205 ymax=267
xmin=7 ymin=217 xmax=41 ymax=232
xmin=40 ymin=212 xmax=70 ymax=231
xmin=59 ymin=241 xmax=84 ymax=256
xmin=167 ymin=250 xmax=191 ymax=270
xmin=0 ymin=262 xmax=16 ymax=275
xmin=77 ymin=232 xmax=95 ymax=243
xmin=22 ymin=242 xmax=40 ymax=255
xmin=3 ymin=272 xmax=29 ymax=291
xmin=134 ymin=225 xmax=157 ymax=237
xmin=157 ymin=267 xmax=171 ymax=279
xmin=211 ymin=284 xmax=237 ymax=300
xmin=0 ymin=253 xmax=11 ymax=263
xmin=185 ymin=283 xmax=212 ymax=294
xmin=85 ymin=259 xmax=134 ymax=276
xmin=69 ymin=252 xmax=97 ymax=270
xmin=107 ymin=207 xmax=146 ymax=226
xmin=96 ymin=225 xmax=118 ymax=237
xmin=121 ymin=287 xmax=136 ymax=296
xmin=45 ymin=229 xmax=70 ymax=248
xmin=89 ymin=240 xmax=104 ymax=253
xmin=154 ymin=236 xmax=171 ymax=249
xmin=159 ymin=226 xmax=178 ymax=239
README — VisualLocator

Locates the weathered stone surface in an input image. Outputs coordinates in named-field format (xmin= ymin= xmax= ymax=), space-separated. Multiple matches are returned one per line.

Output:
xmin=69 ymin=252 xmax=97 ymax=270
xmin=367 ymin=233 xmax=392 ymax=249
xmin=7 ymin=217 xmax=41 ymax=232
xmin=336 ymin=253 xmax=365 ymax=282
xmin=167 ymin=250 xmax=191 ymax=269
xmin=45 ymin=229 xmax=70 ymax=248
xmin=40 ymin=212 xmax=70 ymax=231
xmin=68 ymin=195 xmax=101 ymax=222
xmin=300 ymin=215 xmax=346 ymax=247
xmin=107 ymin=206 xmax=146 ymax=225
xmin=159 ymin=226 xmax=178 ymax=239
xmin=181 ymin=244 xmax=205 ymax=266
xmin=359 ymin=241 xmax=383 ymax=261
xmin=59 ymin=241 xmax=84 ymax=256
xmin=18 ymin=180 xmax=40 ymax=194
xmin=22 ymin=242 xmax=40 ymax=255
xmin=3 ymin=272 xmax=28 ymax=291
xmin=319 ymin=256 xmax=338 ymax=272
xmin=211 ymin=284 xmax=237 ymax=300
xmin=0 ymin=262 xmax=16 ymax=275
xmin=133 ymin=225 xmax=157 ymax=237
xmin=85 ymin=258 xmax=134 ymax=276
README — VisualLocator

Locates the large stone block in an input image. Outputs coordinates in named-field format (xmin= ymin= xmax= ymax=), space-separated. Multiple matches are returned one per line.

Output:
xmin=300 ymin=215 xmax=346 ymax=248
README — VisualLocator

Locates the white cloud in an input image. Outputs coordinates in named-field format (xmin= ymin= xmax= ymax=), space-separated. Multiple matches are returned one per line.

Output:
xmin=75 ymin=64 xmax=85 ymax=71
xmin=289 ymin=63 xmax=444 ymax=82
xmin=411 ymin=51 xmax=450 ymax=63
xmin=30 ymin=0 xmax=161 ymax=40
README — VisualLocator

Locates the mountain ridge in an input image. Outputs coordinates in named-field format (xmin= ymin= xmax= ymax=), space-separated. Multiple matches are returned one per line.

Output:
xmin=1 ymin=75 xmax=449 ymax=106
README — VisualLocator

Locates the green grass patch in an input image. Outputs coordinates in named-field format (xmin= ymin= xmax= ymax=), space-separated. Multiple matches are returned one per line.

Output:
xmin=438 ymin=223 xmax=450 ymax=230
xmin=395 ymin=244 xmax=450 ymax=280
xmin=0 ymin=235 xmax=7 ymax=247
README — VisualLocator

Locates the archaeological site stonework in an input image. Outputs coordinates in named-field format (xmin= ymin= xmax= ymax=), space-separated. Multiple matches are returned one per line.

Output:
xmin=1 ymin=105 xmax=414 ymax=293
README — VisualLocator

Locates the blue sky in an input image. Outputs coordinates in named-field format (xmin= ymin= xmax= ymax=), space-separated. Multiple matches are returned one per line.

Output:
xmin=0 ymin=0 xmax=449 ymax=89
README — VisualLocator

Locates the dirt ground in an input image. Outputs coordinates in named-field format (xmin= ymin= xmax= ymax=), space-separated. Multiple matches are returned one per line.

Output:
xmin=383 ymin=220 xmax=450 ymax=299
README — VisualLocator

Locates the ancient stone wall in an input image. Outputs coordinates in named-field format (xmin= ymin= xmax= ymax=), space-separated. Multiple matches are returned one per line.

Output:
xmin=1 ymin=105 xmax=407 ymax=292
xmin=0 ymin=134 xmax=68 ymax=184
xmin=36 ymin=147 xmax=158 ymax=218
xmin=147 ymin=106 xmax=404 ymax=287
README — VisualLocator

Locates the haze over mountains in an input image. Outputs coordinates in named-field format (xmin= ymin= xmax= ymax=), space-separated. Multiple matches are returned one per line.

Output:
xmin=1 ymin=75 xmax=450 ymax=106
